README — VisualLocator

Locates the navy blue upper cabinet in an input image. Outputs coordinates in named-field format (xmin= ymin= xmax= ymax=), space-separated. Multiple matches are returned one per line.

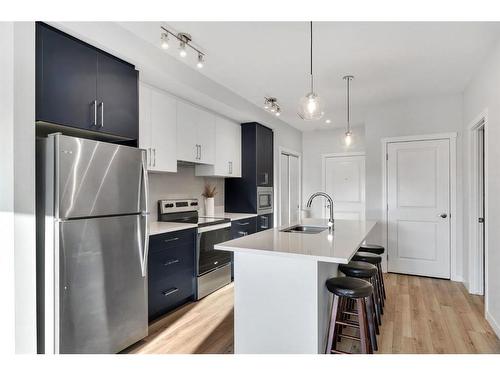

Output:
xmin=256 ymin=124 xmax=274 ymax=187
xmin=36 ymin=23 xmax=97 ymax=131
xmin=36 ymin=23 xmax=139 ymax=141
xmin=96 ymin=53 xmax=138 ymax=140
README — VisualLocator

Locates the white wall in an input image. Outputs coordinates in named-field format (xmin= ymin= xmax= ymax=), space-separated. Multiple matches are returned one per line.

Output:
xmin=463 ymin=38 xmax=500 ymax=337
xmin=0 ymin=22 xmax=37 ymax=354
xmin=302 ymin=126 xmax=365 ymax=218
xmin=148 ymin=165 xmax=225 ymax=221
xmin=0 ymin=22 xmax=16 ymax=355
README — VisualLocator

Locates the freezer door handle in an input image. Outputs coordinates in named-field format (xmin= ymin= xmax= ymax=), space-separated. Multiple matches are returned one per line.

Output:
xmin=140 ymin=150 xmax=150 ymax=277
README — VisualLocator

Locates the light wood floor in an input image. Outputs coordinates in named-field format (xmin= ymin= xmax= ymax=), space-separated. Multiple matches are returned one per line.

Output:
xmin=123 ymin=273 xmax=500 ymax=354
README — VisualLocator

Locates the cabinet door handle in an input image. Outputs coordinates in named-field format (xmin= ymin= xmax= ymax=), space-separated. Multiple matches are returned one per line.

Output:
xmin=237 ymin=222 xmax=250 ymax=226
xmin=163 ymin=259 xmax=180 ymax=266
xmin=162 ymin=288 xmax=179 ymax=297
xmin=148 ymin=148 xmax=151 ymax=167
xmin=164 ymin=237 xmax=179 ymax=243
xmin=153 ymin=148 xmax=156 ymax=167
xmin=91 ymin=100 xmax=97 ymax=126
xmin=237 ymin=231 xmax=248 ymax=236
xmin=199 ymin=144 xmax=202 ymax=160
xmin=99 ymin=102 xmax=104 ymax=128
xmin=195 ymin=144 xmax=199 ymax=160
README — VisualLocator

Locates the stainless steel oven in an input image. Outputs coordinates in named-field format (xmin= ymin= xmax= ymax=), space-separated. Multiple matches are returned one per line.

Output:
xmin=257 ymin=186 xmax=273 ymax=215
xmin=196 ymin=223 xmax=232 ymax=299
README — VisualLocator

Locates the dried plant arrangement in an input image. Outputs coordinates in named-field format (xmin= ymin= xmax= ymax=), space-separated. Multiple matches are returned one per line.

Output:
xmin=202 ymin=183 xmax=217 ymax=198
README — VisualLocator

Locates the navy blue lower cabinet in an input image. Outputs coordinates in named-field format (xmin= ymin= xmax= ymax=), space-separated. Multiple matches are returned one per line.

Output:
xmin=257 ymin=213 xmax=273 ymax=232
xmin=230 ymin=216 xmax=257 ymax=239
xmin=148 ymin=228 xmax=196 ymax=321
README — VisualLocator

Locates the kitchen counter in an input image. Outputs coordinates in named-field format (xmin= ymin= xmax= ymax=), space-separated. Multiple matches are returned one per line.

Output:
xmin=214 ymin=218 xmax=377 ymax=354
xmin=149 ymin=221 xmax=198 ymax=236
xmin=149 ymin=212 xmax=258 ymax=236
xmin=215 ymin=218 xmax=376 ymax=263
xmin=216 ymin=212 xmax=258 ymax=221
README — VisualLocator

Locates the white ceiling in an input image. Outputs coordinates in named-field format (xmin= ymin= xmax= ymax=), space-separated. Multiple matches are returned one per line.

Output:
xmin=119 ymin=22 xmax=500 ymax=131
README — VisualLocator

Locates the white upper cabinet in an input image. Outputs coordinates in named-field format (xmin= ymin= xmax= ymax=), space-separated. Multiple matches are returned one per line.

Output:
xmin=176 ymin=101 xmax=216 ymax=164
xmin=196 ymin=116 xmax=241 ymax=178
xmin=139 ymin=83 xmax=177 ymax=173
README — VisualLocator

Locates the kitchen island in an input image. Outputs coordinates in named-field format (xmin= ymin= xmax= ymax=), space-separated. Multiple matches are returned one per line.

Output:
xmin=214 ymin=218 xmax=377 ymax=354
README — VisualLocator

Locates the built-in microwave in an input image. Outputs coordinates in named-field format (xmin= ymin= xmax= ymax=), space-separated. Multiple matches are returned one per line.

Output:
xmin=257 ymin=186 xmax=273 ymax=215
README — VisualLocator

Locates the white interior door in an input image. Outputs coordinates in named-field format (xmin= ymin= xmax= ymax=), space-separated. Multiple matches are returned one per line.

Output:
xmin=280 ymin=153 xmax=300 ymax=226
xmin=324 ymin=154 xmax=365 ymax=220
xmin=387 ymin=139 xmax=450 ymax=278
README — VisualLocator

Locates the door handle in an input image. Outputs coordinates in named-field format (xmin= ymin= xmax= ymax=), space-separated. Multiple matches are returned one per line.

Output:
xmin=153 ymin=148 xmax=156 ymax=167
xmin=162 ymin=288 xmax=179 ymax=297
xmin=148 ymin=148 xmax=151 ymax=167
xmin=199 ymin=144 xmax=202 ymax=160
xmin=140 ymin=151 xmax=150 ymax=278
xmin=164 ymin=237 xmax=179 ymax=243
xmin=99 ymin=102 xmax=104 ymax=128
xmin=91 ymin=100 xmax=97 ymax=126
xmin=163 ymin=259 xmax=180 ymax=266
xmin=440 ymin=213 xmax=448 ymax=218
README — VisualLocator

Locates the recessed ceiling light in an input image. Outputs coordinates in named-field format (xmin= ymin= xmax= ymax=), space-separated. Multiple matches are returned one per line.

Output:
xmin=325 ymin=119 xmax=331 ymax=124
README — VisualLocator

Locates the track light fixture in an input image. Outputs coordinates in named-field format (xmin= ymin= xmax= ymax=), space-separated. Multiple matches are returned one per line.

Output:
xmin=160 ymin=32 xmax=169 ymax=50
xmin=160 ymin=26 xmax=206 ymax=68
xmin=197 ymin=53 xmax=204 ymax=69
xmin=264 ymin=97 xmax=281 ymax=117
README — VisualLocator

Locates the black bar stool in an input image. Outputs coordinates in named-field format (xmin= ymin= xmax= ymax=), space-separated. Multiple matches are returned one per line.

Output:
xmin=325 ymin=277 xmax=374 ymax=354
xmin=352 ymin=251 xmax=385 ymax=310
xmin=339 ymin=261 xmax=380 ymax=351
xmin=358 ymin=245 xmax=386 ymax=300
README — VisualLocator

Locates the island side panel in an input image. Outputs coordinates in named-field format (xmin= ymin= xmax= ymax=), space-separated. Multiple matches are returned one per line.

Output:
xmin=317 ymin=261 xmax=339 ymax=353
xmin=233 ymin=252 xmax=319 ymax=354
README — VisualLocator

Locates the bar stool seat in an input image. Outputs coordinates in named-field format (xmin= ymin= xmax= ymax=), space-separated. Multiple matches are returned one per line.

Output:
xmin=326 ymin=277 xmax=373 ymax=299
xmin=339 ymin=261 xmax=377 ymax=279
xmin=352 ymin=251 xmax=382 ymax=264
xmin=359 ymin=244 xmax=385 ymax=255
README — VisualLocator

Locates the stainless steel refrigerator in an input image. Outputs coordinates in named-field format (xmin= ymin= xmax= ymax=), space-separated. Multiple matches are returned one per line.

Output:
xmin=37 ymin=133 xmax=149 ymax=354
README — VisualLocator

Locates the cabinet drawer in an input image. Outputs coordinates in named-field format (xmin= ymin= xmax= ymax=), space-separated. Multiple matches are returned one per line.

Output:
xmin=148 ymin=244 xmax=195 ymax=284
xmin=149 ymin=228 xmax=196 ymax=253
xmin=231 ymin=217 xmax=257 ymax=238
xmin=148 ymin=274 xmax=194 ymax=321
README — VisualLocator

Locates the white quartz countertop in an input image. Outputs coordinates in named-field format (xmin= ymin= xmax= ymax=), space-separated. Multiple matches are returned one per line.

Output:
xmin=149 ymin=221 xmax=198 ymax=236
xmin=214 ymin=218 xmax=377 ymax=264
xmin=149 ymin=212 xmax=257 ymax=236
xmin=217 ymin=212 xmax=258 ymax=221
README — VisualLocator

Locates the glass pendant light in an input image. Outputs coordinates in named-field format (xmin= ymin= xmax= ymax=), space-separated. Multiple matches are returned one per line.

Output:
xmin=298 ymin=21 xmax=324 ymax=121
xmin=343 ymin=75 xmax=354 ymax=146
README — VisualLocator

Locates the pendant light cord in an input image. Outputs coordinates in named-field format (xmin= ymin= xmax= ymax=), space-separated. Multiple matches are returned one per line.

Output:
xmin=347 ymin=77 xmax=350 ymax=133
xmin=310 ymin=21 xmax=314 ymax=93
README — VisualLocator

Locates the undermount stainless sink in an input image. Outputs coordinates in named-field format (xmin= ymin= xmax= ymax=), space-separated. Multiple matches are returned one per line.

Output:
xmin=280 ymin=224 xmax=329 ymax=234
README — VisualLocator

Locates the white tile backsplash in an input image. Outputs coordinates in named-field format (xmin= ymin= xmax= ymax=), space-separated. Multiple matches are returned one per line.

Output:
xmin=148 ymin=163 xmax=225 ymax=221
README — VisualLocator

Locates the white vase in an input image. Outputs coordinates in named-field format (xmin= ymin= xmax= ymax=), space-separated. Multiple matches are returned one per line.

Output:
xmin=205 ymin=197 xmax=215 ymax=217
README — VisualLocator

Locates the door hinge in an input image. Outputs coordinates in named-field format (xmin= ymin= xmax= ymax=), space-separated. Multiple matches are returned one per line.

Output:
xmin=479 ymin=217 xmax=484 ymax=223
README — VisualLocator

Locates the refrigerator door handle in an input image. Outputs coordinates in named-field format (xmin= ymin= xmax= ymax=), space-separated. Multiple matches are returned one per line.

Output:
xmin=140 ymin=150 xmax=150 ymax=277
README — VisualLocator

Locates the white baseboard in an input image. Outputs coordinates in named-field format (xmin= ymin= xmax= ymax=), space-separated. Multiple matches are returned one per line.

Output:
xmin=486 ymin=310 xmax=500 ymax=339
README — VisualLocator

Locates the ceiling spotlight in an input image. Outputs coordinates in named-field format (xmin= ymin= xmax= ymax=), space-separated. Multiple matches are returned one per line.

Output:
xmin=325 ymin=119 xmax=331 ymax=124
xmin=160 ymin=33 xmax=169 ymax=50
xmin=197 ymin=53 xmax=205 ymax=68
xmin=179 ymin=42 xmax=187 ymax=57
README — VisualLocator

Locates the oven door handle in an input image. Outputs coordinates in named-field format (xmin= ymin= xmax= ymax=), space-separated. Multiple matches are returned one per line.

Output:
xmin=197 ymin=222 xmax=231 ymax=233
